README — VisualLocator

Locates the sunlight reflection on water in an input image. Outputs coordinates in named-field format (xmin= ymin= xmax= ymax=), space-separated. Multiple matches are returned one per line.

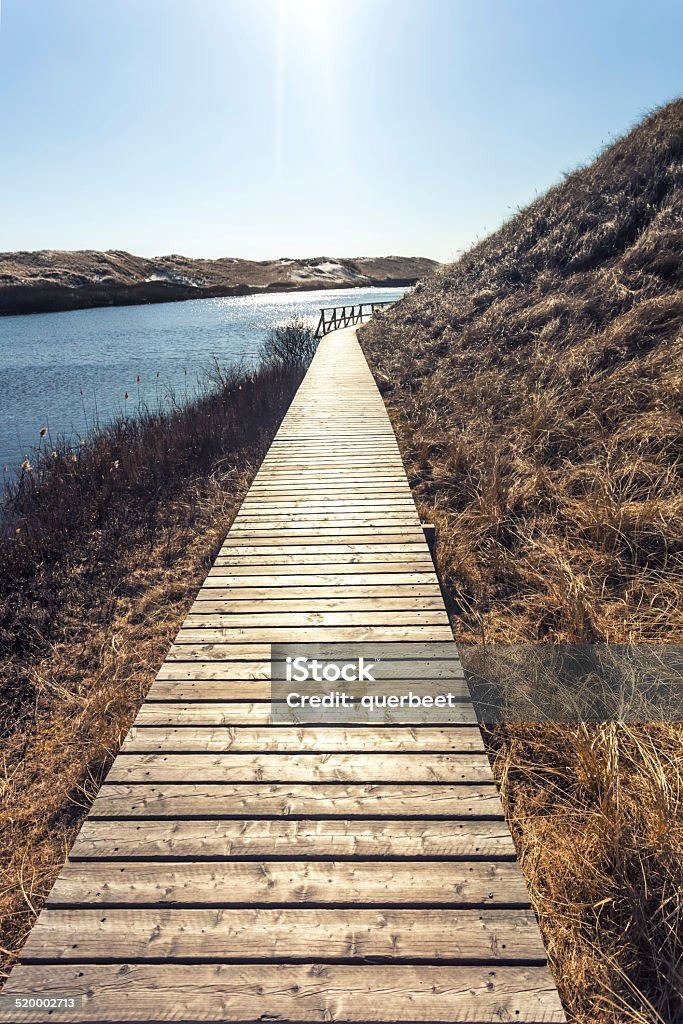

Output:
xmin=0 ymin=286 xmax=405 ymax=471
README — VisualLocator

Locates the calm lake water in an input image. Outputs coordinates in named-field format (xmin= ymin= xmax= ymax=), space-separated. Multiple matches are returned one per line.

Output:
xmin=0 ymin=286 xmax=406 ymax=472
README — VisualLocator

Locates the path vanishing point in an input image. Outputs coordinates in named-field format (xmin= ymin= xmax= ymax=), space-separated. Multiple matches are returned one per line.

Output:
xmin=1 ymin=322 xmax=566 ymax=1022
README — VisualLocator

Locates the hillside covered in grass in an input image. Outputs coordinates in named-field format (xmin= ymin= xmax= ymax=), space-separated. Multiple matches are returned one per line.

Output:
xmin=361 ymin=101 xmax=683 ymax=1023
xmin=362 ymin=99 xmax=682 ymax=646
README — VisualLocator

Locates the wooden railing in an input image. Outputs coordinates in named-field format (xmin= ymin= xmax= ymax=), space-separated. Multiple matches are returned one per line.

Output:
xmin=314 ymin=301 xmax=393 ymax=338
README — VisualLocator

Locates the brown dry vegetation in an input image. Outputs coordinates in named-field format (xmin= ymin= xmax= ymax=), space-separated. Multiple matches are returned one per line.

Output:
xmin=0 ymin=334 xmax=308 ymax=977
xmin=360 ymin=101 xmax=683 ymax=1022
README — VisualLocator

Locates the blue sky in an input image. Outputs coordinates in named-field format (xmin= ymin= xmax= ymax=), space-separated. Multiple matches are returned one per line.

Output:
xmin=1 ymin=0 xmax=681 ymax=262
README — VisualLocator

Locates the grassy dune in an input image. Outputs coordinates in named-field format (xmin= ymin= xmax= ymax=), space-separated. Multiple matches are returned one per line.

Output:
xmin=360 ymin=101 xmax=683 ymax=1022
xmin=0 ymin=328 xmax=312 ymax=977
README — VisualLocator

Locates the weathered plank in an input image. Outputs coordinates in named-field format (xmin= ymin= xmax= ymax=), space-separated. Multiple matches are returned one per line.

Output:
xmin=201 ymin=572 xmax=441 ymax=586
xmin=190 ymin=596 xmax=446 ymax=611
xmin=192 ymin=586 xmax=445 ymax=601
xmin=146 ymin=680 xmax=275 ymax=699
xmin=21 ymin=908 xmax=548 ymax=963
xmin=183 ymin=611 xmax=450 ymax=629
xmin=133 ymin=702 xmax=475 ymax=725
xmin=105 ymin=753 xmax=495 ymax=783
xmin=88 ymin=783 xmax=504 ymax=819
xmin=230 ymin=520 xmax=422 ymax=529
xmin=206 ymin=561 xmax=436 ymax=576
xmin=68 ymin=819 xmax=517 ymax=860
xmin=46 ymin=860 xmax=528 ymax=907
xmin=165 ymin=639 xmax=460 ymax=659
xmin=0 ymin=964 xmax=567 ymax=1023
xmin=151 ymin=656 xmax=466 ymax=680
xmin=120 ymin=726 xmax=485 ymax=753
xmin=173 ymin=627 xmax=455 ymax=643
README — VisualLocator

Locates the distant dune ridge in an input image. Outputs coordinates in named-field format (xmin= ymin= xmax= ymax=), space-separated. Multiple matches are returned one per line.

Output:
xmin=0 ymin=251 xmax=438 ymax=315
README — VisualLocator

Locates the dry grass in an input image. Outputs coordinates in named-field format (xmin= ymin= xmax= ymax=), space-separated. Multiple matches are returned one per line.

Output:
xmin=360 ymin=100 xmax=683 ymax=1021
xmin=0 ymin=325 xmax=312 ymax=977
xmin=486 ymin=724 xmax=683 ymax=1023
xmin=0 ymin=467 xmax=252 ymax=975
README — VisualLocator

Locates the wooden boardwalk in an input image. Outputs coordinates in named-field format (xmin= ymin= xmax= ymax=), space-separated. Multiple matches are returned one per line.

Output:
xmin=1 ymin=327 xmax=565 ymax=1022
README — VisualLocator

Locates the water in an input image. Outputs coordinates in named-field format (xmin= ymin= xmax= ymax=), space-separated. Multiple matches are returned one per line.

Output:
xmin=0 ymin=286 xmax=406 ymax=472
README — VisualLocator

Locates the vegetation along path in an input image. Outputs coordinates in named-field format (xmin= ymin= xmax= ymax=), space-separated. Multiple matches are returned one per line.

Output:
xmin=1 ymin=325 xmax=565 ymax=1023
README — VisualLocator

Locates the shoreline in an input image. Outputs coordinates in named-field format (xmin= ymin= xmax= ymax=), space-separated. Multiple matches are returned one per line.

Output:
xmin=0 ymin=278 xmax=417 ymax=317
xmin=0 ymin=276 xmax=421 ymax=318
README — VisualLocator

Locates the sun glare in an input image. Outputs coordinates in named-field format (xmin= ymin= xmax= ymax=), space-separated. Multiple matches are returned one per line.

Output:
xmin=279 ymin=0 xmax=332 ymax=40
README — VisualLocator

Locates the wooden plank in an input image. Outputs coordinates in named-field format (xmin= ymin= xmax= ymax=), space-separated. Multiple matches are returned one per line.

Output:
xmin=206 ymin=562 xmax=436 ymax=575
xmin=166 ymin=644 xmax=465 ymax=666
xmin=133 ymin=703 xmax=474 ymax=725
xmin=190 ymin=596 xmax=446 ymax=611
xmin=231 ymin=528 xmax=424 ymax=537
xmin=241 ymin=485 xmax=414 ymax=493
xmin=202 ymin=571 xmax=440 ymax=585
xmin=237 ymin=500 xmax=419 ymax=511
xmin=146 ymin=680 xmax=274 ymax=699
xmin=135 ymin=702 xmax=275 ymax=723
xmin=230 ymin=523 xmax=424 ymax=533
xmin=182 ymin=611 xmax=450 ymax=627
xmin=165 ymin=643 xmax=461 ymax=662
xmin=259 ymin=460 xmax=405 ymax=469
xmin=232 ymin=519 xmax=423 ymax=529
xmin=154 ymin=661 xmax=270 ymax=679
xmin=46 ymin=860 xmax=528 ymax=907
xmin=215 ymin=544 xmax=429 ymax=556
xmin=120 ymin=727 xmax=486 ymax=753
xmin=222 ymin=532 xmax=427 ymax=544
xmin=165 ymin=643 xmax=275 ymax=661
xmin=246 ymin=485 xmax=411 ymax=494
xmin=20 ymin=908 xmax=548 ymax=963
xmin=105 ymin=753 xmax=495 ymax=784
xmin=251 ymin=467 xmax=405 ymax=473
xmin=192 ymin=587 xmax=444 ymax=601
xmin=88 ymin=783 xmax=504 ymax=819
xmin=233 ymin=513 xmax=423 ymax=522
xmin=259 ymin=460 xmax=405 ymax=468
xmin=250 ymin=475 xmax=411 ymax=483
xmin=152 ymin=659 xmax=466 ymax=680
xmin=173 ymin=627 xmax=455 ymax=643
xmin=144 ymin=679 xmax=472 ymax=702
xmin=230 ymin=528 xmax=424 ymax=538
xmin=130 ymin=703 xmax=477 ymax=726
xmin=69 ymin=819 xmax=516 ymax=859
xmin=0 ymin=964 xmax=567 ymax=1023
